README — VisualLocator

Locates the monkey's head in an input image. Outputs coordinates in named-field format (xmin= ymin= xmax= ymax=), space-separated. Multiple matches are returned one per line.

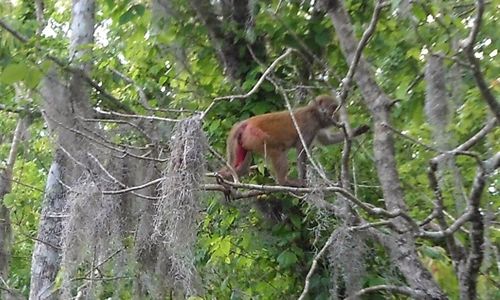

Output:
xmin=313 ymin=94 xmax=339 ymax=126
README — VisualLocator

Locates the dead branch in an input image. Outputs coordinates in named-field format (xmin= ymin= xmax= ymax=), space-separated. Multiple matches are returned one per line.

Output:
xmin=207 ymin=145 xmax=239 ymax=183
xmin=298 ymin=230 xmax=337 ymax=300
xmin=426 ymin=160 xmax=464 ymax=262
xmin=203 ymin=184 xmax=266 ymax=200
xmin=88 ymin=153 xmax=160 ymax=200
xmin=80 ymin=117 xmax=152 ymax=140
xmin=461 ymin=163 xmax=486 ymax=298
xmin=201 ymin=48 xmax=294 ymax=118
xmin=42 ymin=111 xmax=168 ymax=162
xmin=95 ymin=108 xmax=181 ymax=123
xmin=208 ymin=179 xmax=419 ymax=228
xmin=346 ymin=284 xmax=427 ymax=300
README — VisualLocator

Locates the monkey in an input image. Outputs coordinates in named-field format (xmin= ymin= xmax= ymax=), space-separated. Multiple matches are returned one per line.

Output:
xmin=218 ymin=94 xmax=367 ymax=187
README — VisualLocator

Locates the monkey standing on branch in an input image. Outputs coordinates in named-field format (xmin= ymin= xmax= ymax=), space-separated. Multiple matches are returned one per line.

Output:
xmin=218 ymin=95 xmax=369 ymax=186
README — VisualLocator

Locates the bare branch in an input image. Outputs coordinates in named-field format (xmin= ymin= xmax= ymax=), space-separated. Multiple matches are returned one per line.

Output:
xmin=207 ymin=145 xmax=239 ymax=183
xmin=298 ymin=230 xmax=336 ymax=300
xmin=338 ymin=0 xmax=387 ymax=103
xmin=95 ymin=109 xmax=181 ymax=123
xmin=201 ymin=48 xmax=294 ymax=118
xmin=315 ymin=124 xmax=370 ymax=145
xmin=385 ymin=121 xmax=495 ymax=162
xmin=42 ymin=111 xmax=168 ymax=162
xmin=346 ymin=284 xmax=427 ymax=300
xmin=101 ymin=176 xmax=163 ymax=196
xmin=209 ymin=178 xmax=419 ymax=228
xmin=382 ymin=122 xmax=441 ymax=153
xmin=425 ymin=160 xmax=464 ymax=262
xmin=109 ymin=68 xmax=150 ymax=109
xmin=80 ymin=117 xmax=152 ymax=140
xmin=418 ymin=211 xmax=472 ymax=239
xmin=450 ymin=118 xmax=497 ymax=153
xmin=87 ymin=153 xmax=160 ymax=200
xmin=461 ymin=163 xmax=487 ymax=298
xmin=461 ymin=0 xmax=500 ymax=122
xmin=203 ymin=184 xmax=266 ymax=200
xmin=349 ymin=220 xmax=395 ymax=231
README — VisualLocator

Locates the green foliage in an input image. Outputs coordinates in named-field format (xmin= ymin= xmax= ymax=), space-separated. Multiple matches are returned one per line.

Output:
xmin=0 ymin=0 xmax=498 ymax=298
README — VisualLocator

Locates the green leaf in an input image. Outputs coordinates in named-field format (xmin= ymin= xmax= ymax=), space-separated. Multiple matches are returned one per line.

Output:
xmin=289 ymin=214 xmax=302 ymax=228
xmin=412 ymin=5 xmax=427 ymax=20
xmin=3 ymin=193 xmax=15 ymax=207
xmin=131 ymin=4 xmax=145 ymax=16
xmin=421 ymin=246 xmax=446 ymax=260
xmin=314 ymin=30 xmax=330 ymax=47
xmin=119 ymin=5 xmax=145 ymax=25
xmin=0 ymin=63 xmax=30 ymax=84
xmin=277 ymin=250 xmax=298 ymax=268
xmin=24 ymin=66 xmax=43 ymax=88
xmin=257 ymin=163 xmax=266 ymax=175
xmin=250 ymin=102 xmax=273 ymax=115
xmin=212 ymin=237 xmax=231 ymax=259
xmin=209 ymin=119 xmax=221 ymax=133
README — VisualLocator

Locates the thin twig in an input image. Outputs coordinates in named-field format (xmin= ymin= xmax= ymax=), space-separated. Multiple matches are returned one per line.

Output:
xmin=88 ymin=153 xmax=160 ymax=200
xmin=43 ymin=110 xmax=168 ymax=162
xmin=346 ymin=284 xmax=426 ymax=299
xmin=338 ymin=0 xmax=387 ymax=103
xmin=298 ymin=231 xmax=336 ymax=300
xmin=461 ymin=0 xmax=500 ymax=122
xmin=95 ymin=109 xmax=181 ymax=123
xmin=201 ymin=48 xmax=294 ymax=118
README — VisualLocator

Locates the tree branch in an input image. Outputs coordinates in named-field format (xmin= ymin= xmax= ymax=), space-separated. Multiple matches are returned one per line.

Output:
xmin=298 ymin=230 xmax=337 ymax=300
xmin=338 ymin=0 xmax=387 ymax=103
xmin=346 ymin=284 xmax=427 ymax=300
xmin=201 ymin=48 xmax=294 ymax=118
xmin=461 ymin=0 xmax=500 ymax=122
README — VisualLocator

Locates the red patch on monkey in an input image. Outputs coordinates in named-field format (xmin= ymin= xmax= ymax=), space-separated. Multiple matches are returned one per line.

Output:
xmin=234 ymin=123 xmax=248 ymax=168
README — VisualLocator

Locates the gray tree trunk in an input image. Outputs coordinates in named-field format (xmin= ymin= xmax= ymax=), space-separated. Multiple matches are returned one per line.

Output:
xmin=29 ymin=0 xmax=96 ymax=299
xmin=28 ymin=150 xmax=67 ymax=300
xmin=320 ymin=0 xmax=446 ymax=298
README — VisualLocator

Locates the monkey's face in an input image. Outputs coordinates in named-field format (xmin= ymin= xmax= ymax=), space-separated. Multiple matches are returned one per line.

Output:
xmin=315 ymin=95 xmax=339 ymax=126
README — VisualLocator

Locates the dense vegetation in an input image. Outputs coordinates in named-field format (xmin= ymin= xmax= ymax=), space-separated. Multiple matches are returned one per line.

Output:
xmin=0 ymin=0 xmax=498 ymax=299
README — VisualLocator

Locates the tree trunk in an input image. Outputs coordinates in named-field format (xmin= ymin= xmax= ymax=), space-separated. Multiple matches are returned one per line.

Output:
xmin=29 ymin=0 xmax=96 ymax=298
xmin=320 ymin=0 xmax=446 ymax=298
xmin=29 ymin=150 xmax=66 ymax=300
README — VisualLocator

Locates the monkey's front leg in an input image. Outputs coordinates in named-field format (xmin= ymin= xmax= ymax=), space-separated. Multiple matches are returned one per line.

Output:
xmin=296 ymin=146 xmax=307 ymax=185
xmin=295 ymin=136 xmax=315 ymax=186
xmin=268 ymin=150 xmax=303 ymax=187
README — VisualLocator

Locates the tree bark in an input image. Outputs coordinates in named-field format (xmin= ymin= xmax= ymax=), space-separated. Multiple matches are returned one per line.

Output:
xmin=188 ymin=0 xmax=265 ymax=81
xmin=29 ymin=0 xmax=96 ymax=299
xmin=320 ymin=1 xmax=447 ymax=298
xmin=29 ymin=150 xmax=66 ymax=300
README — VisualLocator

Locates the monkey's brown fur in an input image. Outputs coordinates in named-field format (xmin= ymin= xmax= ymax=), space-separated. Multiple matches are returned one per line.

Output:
xmin=219 ymin=95 xmax=339 ymax=186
